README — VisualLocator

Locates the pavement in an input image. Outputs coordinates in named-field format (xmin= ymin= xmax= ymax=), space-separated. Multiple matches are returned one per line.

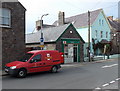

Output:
xmin=0 ymin=58 xmax=118 ymax=77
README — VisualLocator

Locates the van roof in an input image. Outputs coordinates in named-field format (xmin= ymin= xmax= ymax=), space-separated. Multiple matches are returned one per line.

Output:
xmin=27 ymin=50 xmax=59 ymax=54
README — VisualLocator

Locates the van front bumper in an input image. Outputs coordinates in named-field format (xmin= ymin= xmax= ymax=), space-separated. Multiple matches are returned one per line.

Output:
xmin=5 ymin=66 xmax=19 ymax=76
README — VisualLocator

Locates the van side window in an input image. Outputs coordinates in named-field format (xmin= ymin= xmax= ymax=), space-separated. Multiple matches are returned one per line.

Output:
xmin=32 ymin=55 xmax=41 ymax=62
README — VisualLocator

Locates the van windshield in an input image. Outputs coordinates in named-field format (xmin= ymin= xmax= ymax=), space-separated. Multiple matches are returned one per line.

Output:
xmin=18 ymin=53 xmax=33 ymax=62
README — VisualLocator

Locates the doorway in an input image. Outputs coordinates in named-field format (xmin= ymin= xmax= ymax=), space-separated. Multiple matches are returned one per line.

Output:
xmin=73 ymin=45 xmax=78 ymax=62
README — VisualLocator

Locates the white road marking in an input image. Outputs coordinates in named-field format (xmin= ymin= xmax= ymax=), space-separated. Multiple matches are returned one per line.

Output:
xmin=102 ymin=64 xmax=118 ymax=68
xmin=95 ymin=87 xmax=101 ymax=89
xmin=109 ymin=80 xmax=115 ymax=84
xmin=94 ymin=78 xmax=119 ymax=89
xmin=116 ymin=78 xmax=120 ymax=81
xmin=102 ymin=83 xmax=109 ymax=87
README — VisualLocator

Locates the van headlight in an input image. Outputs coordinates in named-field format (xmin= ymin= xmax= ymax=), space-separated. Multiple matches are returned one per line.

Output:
xmin=10 ymin=66 xmax=16 ymax=69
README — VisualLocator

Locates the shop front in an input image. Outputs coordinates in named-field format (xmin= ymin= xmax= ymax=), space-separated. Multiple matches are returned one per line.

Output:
xmin=61 ymin=39 xmax=80 ymax=63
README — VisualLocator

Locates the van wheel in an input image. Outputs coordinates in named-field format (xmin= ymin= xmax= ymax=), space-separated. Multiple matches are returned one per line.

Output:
xmin=51 ymin=66 xmax=58 ymax=73
xmin=17 ymin=69 xmax=27 ymax=78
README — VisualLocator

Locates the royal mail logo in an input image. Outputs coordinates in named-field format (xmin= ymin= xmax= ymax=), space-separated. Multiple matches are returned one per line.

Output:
xmin=45 ymin=54 xmax=52 ymax=60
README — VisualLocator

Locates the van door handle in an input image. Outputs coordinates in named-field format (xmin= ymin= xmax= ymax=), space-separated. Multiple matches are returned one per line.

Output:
xmin=39 ymin=63 xmax=42 ymax=65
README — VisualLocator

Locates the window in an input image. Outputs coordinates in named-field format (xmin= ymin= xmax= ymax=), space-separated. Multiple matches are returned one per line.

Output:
xmin=101 ymin=31 xmax=103 ymax=38
xmin=99 ymin=19 xmax=101 ymax=25
xmin=64 ymin=44 xmax=68 ymax=58
xmin=31 ymin=55 xmax=41 ymax=62
xmin=102 ymin=20 xmax=104 ymax=25
xmin=18 ymin=53 xmax=33 ymax=62
xmin=106 ymin=32 xmax=108 ymax=38
xmin=0 ymin=8 xmax=11 ymax=27
xmin=95 ymin=30 xmax=97 ymax=39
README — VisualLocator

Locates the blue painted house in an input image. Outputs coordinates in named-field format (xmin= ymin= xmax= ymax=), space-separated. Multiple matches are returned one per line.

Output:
xmin=53 ymin=9 xmax=111 ymax=57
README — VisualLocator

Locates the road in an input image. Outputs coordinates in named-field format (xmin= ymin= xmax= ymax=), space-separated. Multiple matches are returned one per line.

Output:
xmin=2 ymin=59 xmax=119 ymax=90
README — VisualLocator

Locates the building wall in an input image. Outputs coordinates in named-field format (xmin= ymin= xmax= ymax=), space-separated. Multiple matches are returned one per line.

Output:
xmin=1 ymin=2 xmax=26 ymax=68
xmin=76 ymin=11 xmax=111 ymax=56
xmin=91 ymin=11 xmax=111 ymax=42
xmin=56 ymin=25 xmax=84 ymax=62
xmin=44 ymin=44 xmax=56 ymax=50
xmin=91 ymin=11 xmax=111 ymax=55
xmin=111 ymin=28 xmax=120 ymax=54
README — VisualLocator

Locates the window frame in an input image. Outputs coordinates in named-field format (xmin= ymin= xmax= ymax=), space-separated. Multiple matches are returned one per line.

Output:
xmin=95 ymin=30 xmax=97 ymax=39
xmin=101 ymin=31 xmax=103 ymax=38
xmin=106 ymin=32 xmax=108 ymax=38
xmin=102 ymin=20 xmax=104 ymax=26
xmin=99 ymin=19 xmax=101 ymax=26
xmin=0 ymin=8 xmax=11 ymax=28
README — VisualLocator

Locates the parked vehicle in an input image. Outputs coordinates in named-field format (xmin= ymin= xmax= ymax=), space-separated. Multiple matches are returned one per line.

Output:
xmin=5 ymin=50 xmax=63 ymax=77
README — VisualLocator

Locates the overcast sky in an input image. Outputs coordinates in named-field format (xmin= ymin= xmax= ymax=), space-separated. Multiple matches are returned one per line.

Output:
xmin=19 ymin=0 xmax=119 ymax=34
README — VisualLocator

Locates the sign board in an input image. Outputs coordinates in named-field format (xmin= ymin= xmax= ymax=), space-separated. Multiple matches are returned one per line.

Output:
xmin=40 ymin=38 xmax=44 ymax=42
xmin=40 ymin=45 xmax=44 ymax=47
xmin=63 ymin=41 xmax=67 ymax=44
xmin=40 ymin=42 xmax=44 ymax=45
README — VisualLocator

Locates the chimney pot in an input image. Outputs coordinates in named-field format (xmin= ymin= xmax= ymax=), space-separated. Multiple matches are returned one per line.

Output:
xmin=107 ymin=16 xmax=113 ymax=21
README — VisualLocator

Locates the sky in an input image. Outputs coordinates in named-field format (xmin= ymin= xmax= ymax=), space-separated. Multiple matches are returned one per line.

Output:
xmin=19 ymin=0 xmax=119 ymax=34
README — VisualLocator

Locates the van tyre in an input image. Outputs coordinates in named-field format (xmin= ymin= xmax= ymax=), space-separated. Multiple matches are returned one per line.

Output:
xmin=51 ymin=66 xmax=58 ymax=73
xmin=17 ymin=69 xmax=27 ymax=78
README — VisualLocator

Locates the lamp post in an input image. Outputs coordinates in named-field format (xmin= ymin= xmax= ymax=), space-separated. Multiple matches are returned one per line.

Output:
xmin=40 ymin=13 xmax=49 ymax=50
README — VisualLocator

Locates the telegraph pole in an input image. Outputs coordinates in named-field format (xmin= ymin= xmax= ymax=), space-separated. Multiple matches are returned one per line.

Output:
xmin=88 ymin=11 xmax=91 ymax=62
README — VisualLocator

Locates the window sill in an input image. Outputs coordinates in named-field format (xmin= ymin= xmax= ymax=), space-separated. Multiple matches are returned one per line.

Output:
xmin=0 ymin=25 xmax=12 ymax=29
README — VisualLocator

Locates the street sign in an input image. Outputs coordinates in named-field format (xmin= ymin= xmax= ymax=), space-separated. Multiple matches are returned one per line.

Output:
xmin=40 ymin=45 xmax=44 ymax=48
xmin=40 ymin=38 xmax=44 ymax=42
xmin=40 ymin=42 xmax=44 ymax=45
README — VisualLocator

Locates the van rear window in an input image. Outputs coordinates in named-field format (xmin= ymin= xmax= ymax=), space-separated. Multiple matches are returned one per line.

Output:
xmin=18 ymin=53 xmax=33 ymax=62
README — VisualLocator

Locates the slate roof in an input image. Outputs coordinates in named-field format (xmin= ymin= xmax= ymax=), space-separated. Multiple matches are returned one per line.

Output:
xmin=108 ymin=19 xmax=120 ymax=30
xmin=26 ymin=24 xmax=71 ymax=44
xmin=53 ymin=9 xmax=102 ymax=28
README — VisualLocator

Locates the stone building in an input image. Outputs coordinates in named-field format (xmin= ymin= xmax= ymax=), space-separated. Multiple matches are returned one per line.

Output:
xmin=26 ymin=23 xmax=85 ymax=63
xmin=107 ymin=16 xmax=120 ymax=54
xmin=0 ymin=0 xmax=26 ymax=68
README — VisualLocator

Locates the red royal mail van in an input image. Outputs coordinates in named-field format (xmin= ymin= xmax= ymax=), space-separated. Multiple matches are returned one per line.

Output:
xmin=5 ymin=50 xmax=63 ymax=78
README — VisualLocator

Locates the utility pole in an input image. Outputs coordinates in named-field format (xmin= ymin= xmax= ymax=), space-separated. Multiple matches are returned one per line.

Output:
xmin=88 ymin=11 xmax=91 ymax=62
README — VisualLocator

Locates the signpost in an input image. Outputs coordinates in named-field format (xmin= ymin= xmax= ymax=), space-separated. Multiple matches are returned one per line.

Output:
xmin=37 ymin=14 xmax=49 ymax=50
xmin=40 ymin=38 xmax=44 ymax=49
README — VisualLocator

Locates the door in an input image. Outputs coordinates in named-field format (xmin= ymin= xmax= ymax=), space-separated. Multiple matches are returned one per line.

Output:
xmin=28 ymin=54 xmax=44 ymax=73
xmin=64 ymin=44 xmax=73 ymax=63
xmin=73 ymin=45 xmax=78 ymax=62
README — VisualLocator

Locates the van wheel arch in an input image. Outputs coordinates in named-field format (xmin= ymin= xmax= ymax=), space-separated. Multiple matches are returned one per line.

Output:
xmin=51 ymin=66 xmax=58 ymax=73
xmin=17 ymin=68 xmax=27 ymax=78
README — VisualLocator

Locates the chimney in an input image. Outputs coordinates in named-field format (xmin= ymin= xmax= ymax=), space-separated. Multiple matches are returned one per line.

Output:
xmin=36 ymin=20 xmax=43 ymax=31
xmin=107 ymin=16 xmax=113 ymax=21
xmin=58 ymin=11 xmax=65 ymax=26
